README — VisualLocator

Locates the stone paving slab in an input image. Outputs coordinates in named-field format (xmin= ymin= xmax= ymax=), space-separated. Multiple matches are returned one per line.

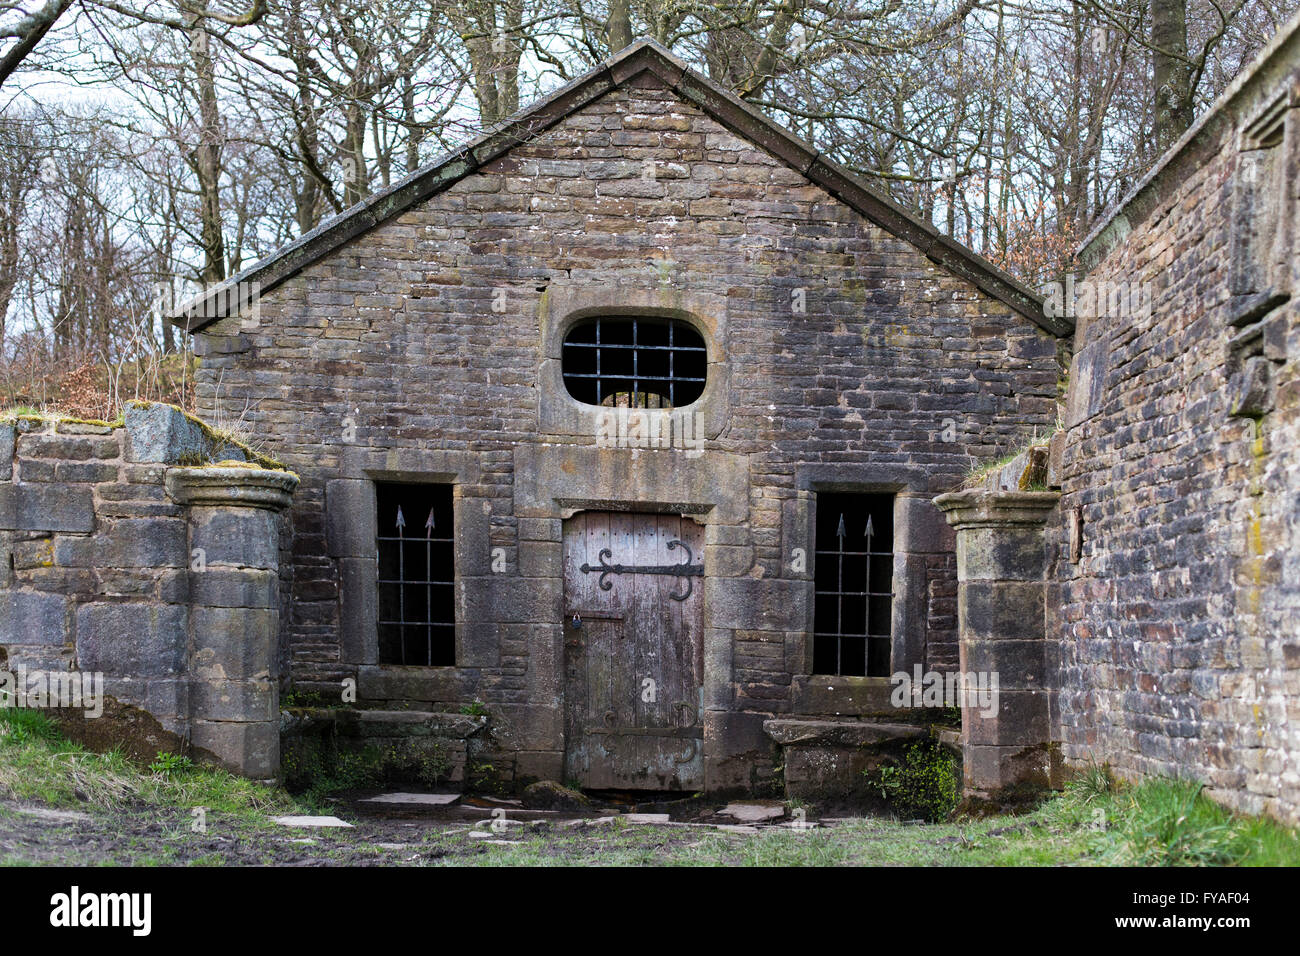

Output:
xmin=271 ymin=815 xmax=355 ymax=828
xmin=719 ymin=801 xmax=786 ymax=823
xmin=359 ymin=792 xmax=460 ymax=806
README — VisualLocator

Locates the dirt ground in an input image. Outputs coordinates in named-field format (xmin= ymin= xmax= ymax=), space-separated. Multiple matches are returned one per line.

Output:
xmin=0 ymin=794 xmax=849 ymax=866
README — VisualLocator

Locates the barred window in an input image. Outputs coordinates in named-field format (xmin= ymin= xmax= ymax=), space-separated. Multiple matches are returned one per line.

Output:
xmin=562 ymin=316 xmax=707 ymax=409
xmin=813 ymin=493 xmax=895 ymax=677
xmin=376 ymin=482 xmax=455 ymax=666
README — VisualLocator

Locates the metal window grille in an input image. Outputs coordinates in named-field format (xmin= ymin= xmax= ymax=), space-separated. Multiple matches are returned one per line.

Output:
xmin=813 ymin=493 xmax=895 ymax=677
xmin=376 ymin=482 xmax=455 ymax=666
xmin=562 ymin=316 xmax=707 ymax=409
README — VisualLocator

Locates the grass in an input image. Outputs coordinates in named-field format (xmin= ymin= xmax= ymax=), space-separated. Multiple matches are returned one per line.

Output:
xmin=0 ymin=405 xmax=122 ymax=428
xmin=0 ymin=707 xmax=294 ymax=820
xmin=1 ymin=711 xmax=1297 ymax=866
xmin=962 ymin=425 xmax=1062 ymax=490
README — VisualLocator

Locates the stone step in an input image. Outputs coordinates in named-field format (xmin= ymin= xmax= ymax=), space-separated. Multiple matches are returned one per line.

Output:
xmin=763 ymin=718 xmax=929 ymax=747
xmin=345 ymin=709 xmax=487 ymax=739
xmin=281 ymin=706 xmax=487 ymax=740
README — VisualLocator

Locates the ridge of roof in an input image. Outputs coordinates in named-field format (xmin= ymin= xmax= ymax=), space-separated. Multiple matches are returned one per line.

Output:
xmin=172 ymin=38 xmax=1066 ymax=337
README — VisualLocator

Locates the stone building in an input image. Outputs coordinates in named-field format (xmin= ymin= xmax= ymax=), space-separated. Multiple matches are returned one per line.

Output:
xmin=172 ymin=40 xmax=1065 ymax=792
xmin=8 ymin=20 xmax=1299 ymax=820
xmin=6 ymin=19 xmax=1297 ymax=820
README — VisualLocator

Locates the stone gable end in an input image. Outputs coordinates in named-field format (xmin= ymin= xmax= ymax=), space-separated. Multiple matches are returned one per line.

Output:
xmin=192 ymin=70 xmax=1063 ymax=792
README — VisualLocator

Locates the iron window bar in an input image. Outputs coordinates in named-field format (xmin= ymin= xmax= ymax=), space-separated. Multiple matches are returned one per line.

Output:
xmin=562 ymin=316 xmax=708 ymax=409
xmin=813 ymin=500 xmax=895 ymax=677
xmin=376 ymin=489 xmax=455 ymax=667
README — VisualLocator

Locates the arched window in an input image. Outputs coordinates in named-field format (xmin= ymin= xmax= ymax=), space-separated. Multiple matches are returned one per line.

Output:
xmin=562 ymin=316 xmax=707 ymax=409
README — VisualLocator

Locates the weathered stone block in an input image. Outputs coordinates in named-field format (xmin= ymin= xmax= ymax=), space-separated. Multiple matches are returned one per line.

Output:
xmin=483 ymin=703 xmax=563 ymax=751
xmin=961 ymin=688 xmax=1050 ymax=747
xmin=461 ymin=575 xmax=560 ymax=624
xmin=764 ymin=718 xmax=926 ymax=747
xmin=0 ymin=425 xmax=13 ymax=480
xmin=143 ymin=679 xmax=190 ymax=722
xmin=895 ymin=494 xmax=956 ymax=553
xmin=75 ymin=603 xmax=187 ymax=676
xmin=705 ymin=577 xmax=807 ymax=630
xmin=959 ymin=638 xmax=1045 ymax=688
xmin=17 ymin=433 xmax=119 ymax=461
xmin=337 ymin=709 xmax=486 ymax=739
xmin=14 ymin=484 xmax=95 ymax=533
xmin=514 ymin=750 xmax=565 ymax=786
xmin=191 ymin=679 xmax=277 ymax=721
xmin=191 ymin=719 xmax=279 ymax=778
xmin=190 ymin=569 xmax=278 ymax=609
xmin=325 ymin=479 xmax=376 ymax=558
xmin=51 ymin=517 xmax=187 ymax=569
xmin=955 ymin=526 xmax=1047 ymax=581
xmin=124 ymin=402 xmax=208 ymax=463
xmin=517 ymin=517 xmax=561 ymax=542
xmin=338 ymin=556 xmax=375 ymax=663
xmin=518 ymin=539 xmax=562 ymax=577
xmin=190 ymin=606 xmax=277 ymax=679
xmin=0 ymin=591 xmax=69 ymax=645
xmin=1064 ymin=338 xmax=1106 ymax=428
xmin=356 ymin=664 xmax=475 ymax=702
xmin=964 ymin=743 xmax=1056 ymax=796
xmin=959 ymin=581 xmax=1047 ymax=642
xmin=789 ymin=675 xmax=897 ymax=715
xmin=189 ymin=507 xmax=280 ymax=569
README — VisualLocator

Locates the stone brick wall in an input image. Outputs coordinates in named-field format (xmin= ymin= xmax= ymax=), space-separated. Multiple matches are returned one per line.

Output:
xmin=1059 ymin=27 xmax=1300 ymax=821
xmin=0 ymin=404 xmax=296 ymax=777
xmin=192 ymin=71 xmax=1063 ymax=789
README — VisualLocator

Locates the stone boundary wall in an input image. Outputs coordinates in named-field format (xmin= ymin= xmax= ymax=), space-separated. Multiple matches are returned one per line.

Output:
xmin=0 ymin=403 xmax=297 ymax=777
xmin=1056 ymin=32 xmax=1300 ymax=823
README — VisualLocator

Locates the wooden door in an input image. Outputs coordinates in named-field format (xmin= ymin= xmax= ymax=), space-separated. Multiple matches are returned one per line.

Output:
xmin=562 ymin=512 xmax=705 ymax=790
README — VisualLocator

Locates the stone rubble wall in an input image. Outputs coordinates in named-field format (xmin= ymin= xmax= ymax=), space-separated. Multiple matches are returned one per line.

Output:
xmin=1058 ymin=36 xmax=1300 ymax=822
xmin=0 ymin=403 xmax=296 ymax=777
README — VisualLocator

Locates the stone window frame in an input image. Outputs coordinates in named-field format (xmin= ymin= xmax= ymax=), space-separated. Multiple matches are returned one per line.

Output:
xmin=537 ymin=283 xmax=730 ymax=441
xmin=783 ymin=465 xmax=955 ymax=714
xmin=1229 ymin=93 xmax=1293 ymax=307
xmin=1227 ymin=92 xmax=1296 ymax=416
xmin=327 ymin=448 xmax=487 ymax=688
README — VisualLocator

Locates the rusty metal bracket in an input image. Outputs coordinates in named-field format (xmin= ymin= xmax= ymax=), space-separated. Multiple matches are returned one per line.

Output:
xmin=674 ymin=738 xmax=698 ymax=765
xmin=580 ymin=539 xmax=704 ymax=601
xmin=672 ymin=700 xmax=697 ymax=728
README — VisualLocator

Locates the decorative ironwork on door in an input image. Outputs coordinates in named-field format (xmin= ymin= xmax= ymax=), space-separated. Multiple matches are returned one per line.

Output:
xmin=579 ymin=538 xmax=704 ymax=600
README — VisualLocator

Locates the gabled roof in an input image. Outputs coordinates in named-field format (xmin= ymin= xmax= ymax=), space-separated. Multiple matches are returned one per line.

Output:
xmin=172 ymin=38 xmax=1067 ymax=336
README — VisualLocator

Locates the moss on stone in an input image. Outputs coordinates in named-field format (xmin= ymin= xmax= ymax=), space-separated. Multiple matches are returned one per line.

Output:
xmin=0 ymin=407 xmax=121 ymax=429
xmin=124 ymin=398 xmax=287 ymax=471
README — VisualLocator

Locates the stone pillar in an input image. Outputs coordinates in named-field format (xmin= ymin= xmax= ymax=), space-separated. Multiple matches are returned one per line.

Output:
xmin=167 ymin=466 xmax=298 ymax=778
xmin=933 ymin=490 xmax=1060 ymax=803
